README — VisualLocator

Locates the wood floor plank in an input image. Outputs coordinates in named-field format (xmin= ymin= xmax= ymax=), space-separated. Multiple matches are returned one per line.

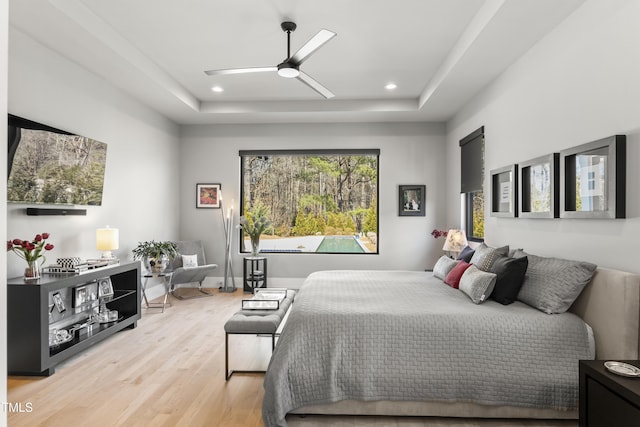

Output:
xmin=8 ymin=288 xmax=578 ymax=427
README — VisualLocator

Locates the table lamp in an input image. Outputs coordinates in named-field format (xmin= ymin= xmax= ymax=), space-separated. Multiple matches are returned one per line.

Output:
xmin=96 ymin=226 xmax=119 ymax=260
xmin=442 ymin=229 xmax=468 ymax=259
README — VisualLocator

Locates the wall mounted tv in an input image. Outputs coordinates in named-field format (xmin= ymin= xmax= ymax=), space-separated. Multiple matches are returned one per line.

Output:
xmin=7 ymin=114 xmax=107 ymax=206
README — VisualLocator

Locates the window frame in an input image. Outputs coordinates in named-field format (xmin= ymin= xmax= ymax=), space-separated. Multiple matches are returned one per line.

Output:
xmin=239 ymin=149 xmax=380 ymax=255
xmin=460 ymin=127 xmax=485 ymax=243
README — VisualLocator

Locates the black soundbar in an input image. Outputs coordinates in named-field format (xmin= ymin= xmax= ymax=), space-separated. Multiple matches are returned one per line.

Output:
xmin=26 ymin=208 xmax=87 ymax=216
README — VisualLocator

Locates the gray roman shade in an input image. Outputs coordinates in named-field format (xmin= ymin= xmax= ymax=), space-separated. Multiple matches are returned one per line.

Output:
xmin=460 ymin=126 xmax=484 ymax=193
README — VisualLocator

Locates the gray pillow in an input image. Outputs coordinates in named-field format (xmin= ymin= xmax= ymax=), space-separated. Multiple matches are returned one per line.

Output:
xmin=459 ymin=265 xmax=497 ymax=304
xmin=513 ymin=249 xmax=597 ymax=314
xmin=469 ymin=243 xmax=509 ymax=271
xmin=433 ymin=256 xmax=459 ymax=280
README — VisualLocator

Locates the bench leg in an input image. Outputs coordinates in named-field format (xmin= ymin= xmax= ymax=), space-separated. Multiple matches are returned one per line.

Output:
xmin=225 ymin=332 xmax=275 ymax=381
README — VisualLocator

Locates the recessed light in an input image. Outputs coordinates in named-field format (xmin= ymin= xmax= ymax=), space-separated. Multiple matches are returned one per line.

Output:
xmin=385 ymin=82 xmax=397 ymax=90
xmin=211 ymin=86 xmax=224 ymax=93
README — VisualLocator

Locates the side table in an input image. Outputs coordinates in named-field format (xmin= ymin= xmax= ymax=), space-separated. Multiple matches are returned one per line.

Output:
xmin=243 ymin=257 xmax=267 ymax=293
xmin=142 ymin=273 xmax=171 ymax=312
xmin=579 ymin=359 xmax=640 ymax=427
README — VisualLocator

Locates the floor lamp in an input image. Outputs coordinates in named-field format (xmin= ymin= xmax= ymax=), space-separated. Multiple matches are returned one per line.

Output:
xmin=220 ymin=197 xmax=237 ymax=293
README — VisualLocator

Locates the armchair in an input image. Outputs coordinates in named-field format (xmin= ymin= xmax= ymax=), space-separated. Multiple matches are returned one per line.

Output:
xmin=168 ymin=240 xmax=218 ymax=299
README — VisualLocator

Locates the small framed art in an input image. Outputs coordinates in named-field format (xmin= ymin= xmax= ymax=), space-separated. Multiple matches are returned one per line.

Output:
xmin=560 ymin=135 xmax=626 ymax=219
xmin=98 ymin=277 xmax=114 ymax=298
xmin=52 ymin=292 xmax=66 ymax=313
xmin=196 ymin=183 xmax=221 ymax=209
xmin=398 ymin=185 xmax=425 ymax=216
xmin=519 ymin=153 xmax=559 ymax=219
xmin=490 ymin=164 xmax=518 ymax=217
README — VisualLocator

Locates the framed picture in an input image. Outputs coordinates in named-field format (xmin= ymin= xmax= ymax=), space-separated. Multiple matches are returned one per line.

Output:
xmin=73 ymin=282 xmax=98 ymax=308
xmin=196 ymin=183 xmax=221 ymax=209
xmin=490 ymin=164 xmax=518 ymax=217
xmin=52 ymin=292 xmax=66 ymax=313
xmin=73 ymin=285 xmax=88 ymax=308
xmin=98 ymin=278 xmax=114 ymax=298
xmin=398 ymin=185 xmax=426 ymax=216
xmin=519 ymin=153 xmax=559 ymax=219
xmin=560 ymin=135 xmax=626 ymax=219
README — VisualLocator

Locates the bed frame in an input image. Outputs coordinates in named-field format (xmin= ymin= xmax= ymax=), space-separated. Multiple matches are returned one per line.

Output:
xmin=290 ymin=267 xmax=640 ymax=420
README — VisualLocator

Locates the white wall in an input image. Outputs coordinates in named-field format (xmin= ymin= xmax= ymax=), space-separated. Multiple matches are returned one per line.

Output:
xmin=446 ymin=0 xmax=640 ymax=273
xmin=179 ymin=122 xmax=447 ymax=285
xmin=7 ymin=28 xmax=181 ymax=278
xmin=1 ymin=0 xmax=8 ymax=424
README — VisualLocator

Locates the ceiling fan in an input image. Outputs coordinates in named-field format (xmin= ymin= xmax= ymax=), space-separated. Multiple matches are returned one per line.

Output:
xmin=204 ymin=21 xmax=337 ymax=99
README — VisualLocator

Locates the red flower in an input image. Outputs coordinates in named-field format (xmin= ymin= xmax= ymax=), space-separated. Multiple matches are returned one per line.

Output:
xmin=7 ymin=233 xmax=55 ymax=264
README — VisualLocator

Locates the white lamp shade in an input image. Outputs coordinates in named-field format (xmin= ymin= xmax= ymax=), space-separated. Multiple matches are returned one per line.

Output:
xmin=442 ymin=229 xmax=468 ymax=253
xmin=96 ymin=227 xmax=119 ymax=251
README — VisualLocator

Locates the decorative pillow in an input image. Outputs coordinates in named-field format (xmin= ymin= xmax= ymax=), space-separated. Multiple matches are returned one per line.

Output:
xmin=433 ymin=256 xmax=459 ymax=280
xmin=444 ymin=261 xmax=472 ymax=289
xmin=488 ymin=255 xmax=528 ymax=305
xmin=459 ymin=265 xmax=497 ymax=304
xmin=513 ymin=249 xmax=597 ymax=314
xmin=456 ymin=245 xmax=475 ymax=263
xmin=181 ymin=254 xmax=198 ymax=268
xmin=469 ymin=243 xmax=509 ymax=271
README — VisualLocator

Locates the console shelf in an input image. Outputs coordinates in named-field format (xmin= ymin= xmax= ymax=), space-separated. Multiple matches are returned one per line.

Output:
xmin=8 ymin=261 xmax=141 ymax=376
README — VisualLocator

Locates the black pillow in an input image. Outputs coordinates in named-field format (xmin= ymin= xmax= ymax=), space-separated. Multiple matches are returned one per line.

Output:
xmin=456 ymin=245 xmax=475 ymax=263
xmin=488 ymin=255 xmax=528 ymax=305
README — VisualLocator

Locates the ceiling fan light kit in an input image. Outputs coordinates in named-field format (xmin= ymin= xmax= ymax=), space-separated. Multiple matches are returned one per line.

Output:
xmin=204 ymin=21 xmax=336 ymax=99
xmin=277 ymin=62 xmax=299 ymax=78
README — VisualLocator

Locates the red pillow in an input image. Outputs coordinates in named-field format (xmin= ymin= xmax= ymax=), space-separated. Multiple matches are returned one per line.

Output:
xmin=444 ymin=260 xmax=472 ymax=289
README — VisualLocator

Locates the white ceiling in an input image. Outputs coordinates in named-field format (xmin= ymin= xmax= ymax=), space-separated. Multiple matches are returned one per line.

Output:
xmin=9 ymin=0 xmax=584 ymax=125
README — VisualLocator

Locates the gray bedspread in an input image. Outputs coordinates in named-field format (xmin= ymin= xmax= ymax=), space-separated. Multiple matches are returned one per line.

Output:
xmin=262 ymin=270 xmax=594 ymax=427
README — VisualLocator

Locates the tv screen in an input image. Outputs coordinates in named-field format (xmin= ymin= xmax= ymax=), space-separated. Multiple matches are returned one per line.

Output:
xmin=7 ymin=115 xmax=107 ymax=206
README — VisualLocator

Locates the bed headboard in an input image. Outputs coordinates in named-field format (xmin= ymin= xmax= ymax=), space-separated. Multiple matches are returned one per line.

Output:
xmin=569 ymin=267 xmax=640 ymax=360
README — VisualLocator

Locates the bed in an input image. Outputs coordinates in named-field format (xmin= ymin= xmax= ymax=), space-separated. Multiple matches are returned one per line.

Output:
xmin=262 ymin=260 xmax=640 ymax=427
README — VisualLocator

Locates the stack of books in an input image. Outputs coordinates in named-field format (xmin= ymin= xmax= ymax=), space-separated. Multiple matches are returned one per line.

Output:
xmin=44 ymin=257 xmax=112 ymax=273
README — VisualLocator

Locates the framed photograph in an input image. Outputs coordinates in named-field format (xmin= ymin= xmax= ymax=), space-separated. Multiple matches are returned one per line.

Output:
xmin=398 ymin=185 xmax=425 ymax=216
xmin=73 ymin=282 xmax=98 ymax=308
xmin=196 ymin=183 xmax=221 ymax=209
xmin=519 ymin=153 xmax=559 ymax=219
xmin=560 ymin=135 xmax=626 ymax=219
xmin=490 ymin=164 xmax=518 ymax=217
xmin=52 ymin=292 xmax=66 ymax=313
xmin=98 ymin=278 xmax=114 ymax=298
xmin=73 ymin=285 xmax=88 ymax=308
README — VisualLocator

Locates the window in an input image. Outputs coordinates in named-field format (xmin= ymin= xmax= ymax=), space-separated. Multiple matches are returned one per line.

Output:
xmin=239 ymin=149 xmax=379 ymax=254
xmin=460 ymin=127 xmax=485 ymax=241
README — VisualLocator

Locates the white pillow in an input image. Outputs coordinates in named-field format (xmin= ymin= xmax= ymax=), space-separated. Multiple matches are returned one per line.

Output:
xmin=181 ymin=254 xmax=198 ymax=268
xmin=459 ymin=265 xmax=497 ymax=304
xmin=433 ymin=256 xmax=459 ymax=280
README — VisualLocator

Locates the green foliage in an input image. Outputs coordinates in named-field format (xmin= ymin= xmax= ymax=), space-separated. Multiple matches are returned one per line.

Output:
xmin=363 ymin=198 xmax=377 ymax=234
xmin=132 ymin=241 xmax=178 ymax=260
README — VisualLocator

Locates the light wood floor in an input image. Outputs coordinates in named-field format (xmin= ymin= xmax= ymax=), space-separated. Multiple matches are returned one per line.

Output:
xmin=8 ymin=288 xmax=578 ymax=427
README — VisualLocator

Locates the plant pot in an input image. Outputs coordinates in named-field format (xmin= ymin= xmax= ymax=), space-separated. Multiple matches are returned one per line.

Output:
xmin=251 ymin=239 xmax=261 ymax=257
xmin=24 ymin=260 xmax=41 ymax=281
xmin=145 ymin=255 xmax=169 ymax=274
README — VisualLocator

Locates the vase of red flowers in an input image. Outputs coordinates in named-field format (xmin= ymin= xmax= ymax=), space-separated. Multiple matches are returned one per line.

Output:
xmin=7 ymin=233 xmax=55 ymax=281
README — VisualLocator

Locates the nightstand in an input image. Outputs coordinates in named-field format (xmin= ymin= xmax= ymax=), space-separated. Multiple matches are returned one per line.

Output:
xmin=579 ymin=360 xmax=640 ymax=427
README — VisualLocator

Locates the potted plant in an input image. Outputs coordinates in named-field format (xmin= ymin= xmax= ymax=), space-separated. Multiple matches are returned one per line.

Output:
xmin=132 ymin=240 xmax=178 ymax=274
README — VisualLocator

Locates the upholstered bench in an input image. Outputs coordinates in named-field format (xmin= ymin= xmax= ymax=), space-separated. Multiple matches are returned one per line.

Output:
xmin=224 ymin=289 xmax=296 ymax=380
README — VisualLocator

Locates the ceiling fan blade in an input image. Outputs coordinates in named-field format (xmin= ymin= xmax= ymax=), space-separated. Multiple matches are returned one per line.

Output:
xmin=289 ymin=29 xmax=336 ymax=65
xmin=296 ymin=71 xmax=335 ymax=99
xmin=204 ymin=66 xmax=277 ymax=76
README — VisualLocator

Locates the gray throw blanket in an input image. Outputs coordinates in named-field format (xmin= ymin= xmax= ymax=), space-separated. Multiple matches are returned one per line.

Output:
xmin=263 ymin=270 xmax=594 ymax=427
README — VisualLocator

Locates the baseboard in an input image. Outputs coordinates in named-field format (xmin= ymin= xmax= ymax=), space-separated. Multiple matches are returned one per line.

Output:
xmin=143 ymin=276 xmax=307 ymax=300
